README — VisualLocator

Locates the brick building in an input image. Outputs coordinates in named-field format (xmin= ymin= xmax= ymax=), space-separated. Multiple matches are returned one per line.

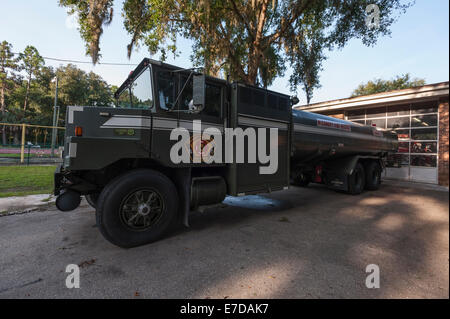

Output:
xmin=295 ymin=82 xmax=449 ymax=186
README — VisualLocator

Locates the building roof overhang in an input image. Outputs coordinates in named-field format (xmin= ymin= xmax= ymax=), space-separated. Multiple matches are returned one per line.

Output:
xmin=295 ymin=81 xmax=449 ymax=112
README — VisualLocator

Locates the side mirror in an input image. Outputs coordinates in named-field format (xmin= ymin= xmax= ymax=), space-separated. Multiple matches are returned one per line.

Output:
xmin=193 ymin=74 xmax=205 ymax=110
xmin=291 ymin=96 xmax=299 ymax=106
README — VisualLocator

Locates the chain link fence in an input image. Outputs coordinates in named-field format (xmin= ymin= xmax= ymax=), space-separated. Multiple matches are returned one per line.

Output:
xmin=0 ymin=123 xmax=65 ymax=165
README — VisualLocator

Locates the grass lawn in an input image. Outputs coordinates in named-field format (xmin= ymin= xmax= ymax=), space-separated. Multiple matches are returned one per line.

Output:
xmin=0 ymin=165 xmax=55 ymax=198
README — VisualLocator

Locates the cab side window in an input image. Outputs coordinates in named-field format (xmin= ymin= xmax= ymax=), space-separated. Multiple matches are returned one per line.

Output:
xmin=157 ymin=71 xmax=176 ymax=110
xmin=179 ymin=75 xmax=193 ymax=111
xmin=178 ymin=77 xmax=222 ymax=116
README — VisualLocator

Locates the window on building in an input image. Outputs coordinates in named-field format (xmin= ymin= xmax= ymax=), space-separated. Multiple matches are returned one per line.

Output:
xmin=398 ymin=142 xmax=410 ymax=153
xmin=385 ymin=101 xmax=439 ymax=183
xmin=395 ymin=129 xmax=410 ymax=140
xmin=343 ymin=100 xmax=439 ymax=183
xmin=411 ymin=114 xmax=438 ymax=127
xmin=410 ymin=155 xmax=437 ymax=167
xmin=366 ymin=107 xmax=386 ymax=119
xmin=387 ymin=116 xmax=410 ymax=129
xmin=387 ymin=104 xmax=410 ymax=116
xmin=347 ymin=110 xmax=365 ymax=120
xmin=411 ymin=142 xmax=437 ymax=154
xmin=387 ymin=153 xmax=410 ymax=168
xmin=411 ymin=128 xmax=437 ymax=140
xmin=411 ymin=102 xmax=438 ymax=114
xmin=366 ymin=118 xmax=386 ymax=128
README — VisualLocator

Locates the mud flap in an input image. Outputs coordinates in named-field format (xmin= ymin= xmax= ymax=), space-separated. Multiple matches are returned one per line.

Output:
xmin=173 ymin=168 xmax=192 ymax=227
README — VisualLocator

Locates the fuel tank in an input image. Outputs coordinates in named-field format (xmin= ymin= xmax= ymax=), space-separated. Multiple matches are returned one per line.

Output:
xmin=291 ymin=109 xmax=398 ymax=164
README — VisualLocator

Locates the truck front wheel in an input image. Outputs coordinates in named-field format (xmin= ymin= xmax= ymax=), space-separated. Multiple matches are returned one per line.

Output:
xmin=96 ymin=169 xmax=178 ymax=248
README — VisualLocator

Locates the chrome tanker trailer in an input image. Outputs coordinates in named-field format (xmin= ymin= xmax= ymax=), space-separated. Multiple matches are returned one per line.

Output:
xmin=290 ymin=109 xmax=398 ymax=193
xmin=54 ymin=58 xmax=398 ymax=247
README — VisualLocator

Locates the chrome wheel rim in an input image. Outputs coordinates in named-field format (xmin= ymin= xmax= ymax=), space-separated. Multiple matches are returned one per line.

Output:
xmin=119 ymin=189 xmax=164 ymax=231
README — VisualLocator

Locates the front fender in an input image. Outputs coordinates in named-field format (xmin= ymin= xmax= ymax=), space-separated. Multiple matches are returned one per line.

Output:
xmin=64 ymin=137 xmax=149 ymax=171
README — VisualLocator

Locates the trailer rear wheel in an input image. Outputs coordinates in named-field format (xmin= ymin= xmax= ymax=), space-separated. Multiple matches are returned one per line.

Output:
xmin=364 ymin=161 xmax=382 ymax=191
xmin=293 ymin=172 xmax=310 ymax=187
xmin=348 ymin=163 xmax=365 ymax=195
xmin=96 ymin=169 xmax=178 ymax=248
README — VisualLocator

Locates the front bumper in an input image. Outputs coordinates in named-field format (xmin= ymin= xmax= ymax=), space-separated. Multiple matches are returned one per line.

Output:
xmin=54 ymin=165 xmax=99 ymax=196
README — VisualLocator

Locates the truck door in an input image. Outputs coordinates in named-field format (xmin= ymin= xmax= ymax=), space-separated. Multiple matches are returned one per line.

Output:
xmin=151 ymin=67 xmax=226 ymax=167
xmin=176 ymin=74 xmax=226 ymax=166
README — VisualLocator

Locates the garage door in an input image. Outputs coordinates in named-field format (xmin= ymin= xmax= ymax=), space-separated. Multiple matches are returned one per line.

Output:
xmin=347 ymin=101 xmax=439 ymax=184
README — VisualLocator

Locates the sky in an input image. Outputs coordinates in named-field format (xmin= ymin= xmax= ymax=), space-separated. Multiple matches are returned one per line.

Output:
xmin=0 ymin=0 xmax=448 ymax=105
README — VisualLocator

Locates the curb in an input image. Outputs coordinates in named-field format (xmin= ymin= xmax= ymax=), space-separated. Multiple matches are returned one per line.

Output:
xmin=0 ymin=194 xmax=56 ymax=217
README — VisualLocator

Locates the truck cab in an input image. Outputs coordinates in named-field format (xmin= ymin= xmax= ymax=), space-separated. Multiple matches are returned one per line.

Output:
xmin=55 ymin=58 xmax=293 ymax=247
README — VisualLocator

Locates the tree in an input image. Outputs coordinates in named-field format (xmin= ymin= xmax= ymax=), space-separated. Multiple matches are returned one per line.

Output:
xmin=56 ymin=64 xmax=90 ymax=108
xmin=351 ymin=74 xmax=426 ymax=97
xmin=289 ymin=30 xmax=325 ymax=104
xmin=60 ymin=0 xmax=412 ymax=101
xmin=60 ymin=0 xmax=114 ymax=63
xmin=34 ymin=66 xmax=57 ymax=123
xmin=19 ymin=46 xmax=44 ymax=111
xmin=0 ymin=41 xmax=19 ymax=144
xmin=55 ymin=64 xmax=113 ymax=111
xmin=86 ymin=71 xmax=113 ymax=106
xmin=0 ymin=41 xmax=115 ymax=145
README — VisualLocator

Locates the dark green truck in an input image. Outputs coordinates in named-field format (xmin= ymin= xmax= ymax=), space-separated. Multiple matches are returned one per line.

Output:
xmin=54 ymin=58 xmax=398 ymax=247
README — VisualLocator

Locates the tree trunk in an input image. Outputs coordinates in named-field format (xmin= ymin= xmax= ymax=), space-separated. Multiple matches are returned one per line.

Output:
xmin=247 ymin=0 xmax=269 ymax=85
xmin=1 ymin=122 xmax=5 ymax=145
xmin=305 ymin=86 xmax=311 ymax=105
xmin=1 ymin=85 xmax=6 ymax=145
xmin=13 ymin=126 xmax=19 ymax=145
xmin=247 ymin=58 xmax=259 ymax=85
xmin=24 ymin=73 xmax=31 ymax=111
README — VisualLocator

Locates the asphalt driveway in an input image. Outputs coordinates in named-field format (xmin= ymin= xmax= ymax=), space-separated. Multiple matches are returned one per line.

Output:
xmin=0 ymin=180 xmax=448 ymax=298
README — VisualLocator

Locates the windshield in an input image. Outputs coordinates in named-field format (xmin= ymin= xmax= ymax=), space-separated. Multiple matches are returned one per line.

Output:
xmin=117 ymin=66 xmax=153 ymax=109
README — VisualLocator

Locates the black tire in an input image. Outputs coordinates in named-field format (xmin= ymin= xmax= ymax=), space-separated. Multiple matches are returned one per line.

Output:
xmin=364 ymin=161 xmax=382 ymax=191
xmin=348 ymin=163 xmax=366 ymax=195
xmin=293 ymin=172 xmax=310 ymax=187
xmin=96 ymin=169 xmax=178 ymax=248
xmin=85 ymin=193 xmax=99 ymax=209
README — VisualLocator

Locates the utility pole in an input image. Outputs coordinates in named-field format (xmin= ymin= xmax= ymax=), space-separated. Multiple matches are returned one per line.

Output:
xmin=51 ymin=76 xmax=59 ymax=156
